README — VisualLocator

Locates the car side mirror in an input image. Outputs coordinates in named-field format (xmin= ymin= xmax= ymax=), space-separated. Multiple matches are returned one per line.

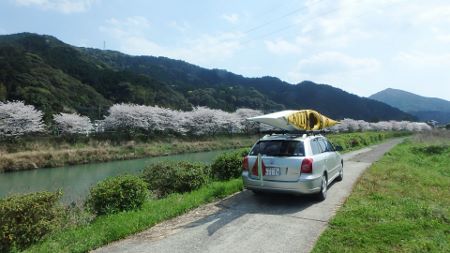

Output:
xmin=335 ymin=145 xmax=343 ymax=151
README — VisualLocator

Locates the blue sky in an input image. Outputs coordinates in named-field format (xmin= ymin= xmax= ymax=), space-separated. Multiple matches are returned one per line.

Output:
xmin=1 ymin=0 xmax=450 ymax=100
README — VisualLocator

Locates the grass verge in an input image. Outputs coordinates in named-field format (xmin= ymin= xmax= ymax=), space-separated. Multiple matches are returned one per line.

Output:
xmin=326 ymin=131 xmax=409 ymax=152
xmin=312 ymin=132 xmax=450 ymax=253
xmin=24 ymin=179 xmax=244 ymax=253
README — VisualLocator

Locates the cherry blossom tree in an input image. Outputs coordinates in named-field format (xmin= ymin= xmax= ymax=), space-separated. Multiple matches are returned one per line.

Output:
xmin=53 ymin=112 xmax=93 ymax=135
xmin=329 ymin=118 xmax=432 ymax=132
xmin=233 ymin=108 xmax=263 ymax=133
xmin=0 ymin=101 xmax=45 ymax=137
xmin=182 ymin=107 xmax=230 ymax=136
xmin=99 ymin=103 xmax=154 ymax=132
xmin=97 ymin=104 xmax=264 ymax=136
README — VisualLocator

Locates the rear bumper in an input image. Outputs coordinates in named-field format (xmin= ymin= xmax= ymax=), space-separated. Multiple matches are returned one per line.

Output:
xmin=242 ymin=171 xmax=322 ymax=194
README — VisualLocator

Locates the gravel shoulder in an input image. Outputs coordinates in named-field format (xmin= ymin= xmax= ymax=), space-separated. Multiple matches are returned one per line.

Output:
xmin=93 ymin=138 xmax=405 ymax=253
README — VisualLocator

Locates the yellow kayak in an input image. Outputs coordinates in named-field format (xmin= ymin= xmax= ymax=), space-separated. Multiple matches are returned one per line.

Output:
xmin=248 ymin=109 xmax=339 ymax=131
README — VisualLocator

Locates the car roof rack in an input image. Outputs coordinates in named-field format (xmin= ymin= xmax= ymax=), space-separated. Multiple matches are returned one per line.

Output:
xmin=260 ymin=129 xmax=329 ymax=139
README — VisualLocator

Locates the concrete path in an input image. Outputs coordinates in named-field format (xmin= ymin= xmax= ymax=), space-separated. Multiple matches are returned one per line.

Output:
xmin=93 ymin=138 xmax=404 ymax=253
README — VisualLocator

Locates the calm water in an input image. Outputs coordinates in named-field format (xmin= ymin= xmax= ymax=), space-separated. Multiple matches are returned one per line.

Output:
xmin=0 ymin=149 xmax=231 ymax=204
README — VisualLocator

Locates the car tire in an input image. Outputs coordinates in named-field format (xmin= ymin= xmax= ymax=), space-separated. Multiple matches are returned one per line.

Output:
xmin=336 ymin=165 xmax=344 ymax=182
xmin=252 ymin=190 xmax=262 ymax=195
xmin=316 ymin=175 xmax=327 ymax=201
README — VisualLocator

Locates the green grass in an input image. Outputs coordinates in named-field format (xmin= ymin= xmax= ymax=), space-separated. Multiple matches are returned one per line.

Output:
xmin=24 ymin=179 xmax=243 ymax=253
xmin=327 ymin=131 xmax=409 ymax=152
xmin=312 ymin=133 xmax=450 ymax=253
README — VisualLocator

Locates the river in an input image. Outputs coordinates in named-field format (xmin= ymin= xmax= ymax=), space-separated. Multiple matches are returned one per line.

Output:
xmin=0 ymin=149 xmax=232 ymax=204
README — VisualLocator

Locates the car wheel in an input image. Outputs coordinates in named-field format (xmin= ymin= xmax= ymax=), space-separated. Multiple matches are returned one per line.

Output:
xmin=336 ymin=166 xmax=344 ymax=182
xmin=252 ymin=190 xmax=262 ymax=195
xmin=316 ymin=175 xmax=327 ymax=201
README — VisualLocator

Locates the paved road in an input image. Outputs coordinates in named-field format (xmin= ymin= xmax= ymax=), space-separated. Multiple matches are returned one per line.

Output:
xmin=93 ymin=138 xmax=404 ymax=253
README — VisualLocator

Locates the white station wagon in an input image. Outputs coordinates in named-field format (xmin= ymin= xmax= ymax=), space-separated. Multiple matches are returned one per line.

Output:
xmin=242 ymin=133 xmax=343 ymax=200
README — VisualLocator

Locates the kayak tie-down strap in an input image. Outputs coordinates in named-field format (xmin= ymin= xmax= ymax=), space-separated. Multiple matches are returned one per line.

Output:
xmin=257 ymin=153 xmax=264 ymax=186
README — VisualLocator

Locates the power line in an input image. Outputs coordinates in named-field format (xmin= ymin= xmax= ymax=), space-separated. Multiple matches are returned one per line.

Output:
xmin=240 ymin=3 xmax=344 ymax=45
xmin=242 ymin=0 xmax=325 ymax=34
xmin=240 ymin=0 xmax=402 ymax=45
xmin=207 ymin=0 xmax=328 ymax=48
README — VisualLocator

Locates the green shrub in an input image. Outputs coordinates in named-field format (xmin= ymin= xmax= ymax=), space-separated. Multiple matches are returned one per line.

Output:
xmin=412 ymin=144 xmax=449 ymax=155
xmin=0 ymin=191 xmax=63 ymax=252
xmin=142 ymin=161 xmax=210 ymax=198
xmin=86 ymin=175 xmax=148 ymax=215
xmin=348 ymin=138 xmax=360 ymax=147
xmin=211 ymin=148 xmax=249 ymax=181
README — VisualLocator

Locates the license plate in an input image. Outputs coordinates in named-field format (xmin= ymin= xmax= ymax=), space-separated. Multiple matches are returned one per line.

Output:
xmin=265 ymin=167 xmax=280 ymax=176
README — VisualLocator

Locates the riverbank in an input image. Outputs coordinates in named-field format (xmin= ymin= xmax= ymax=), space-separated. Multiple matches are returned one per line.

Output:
xmin=0 ymin=135 xmax=259 ymax=172
xmin=0 ymin=131 xmax=410 ymax=173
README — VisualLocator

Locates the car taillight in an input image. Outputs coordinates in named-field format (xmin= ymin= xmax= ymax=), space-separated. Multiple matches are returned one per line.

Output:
xmin=242 ymin=156 xmax=249 ymax=171
xmin=251 ymin=157 xmax=266 ymax=176
xmin=300 ymin=158 xmax=313 ymax=173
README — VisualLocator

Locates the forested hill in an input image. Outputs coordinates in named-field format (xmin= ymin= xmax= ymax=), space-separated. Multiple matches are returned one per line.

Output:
xmin=0 ymin=32 xmax=415 ymax=121
xmin=370 ymin=88 xmax=450 ymax=123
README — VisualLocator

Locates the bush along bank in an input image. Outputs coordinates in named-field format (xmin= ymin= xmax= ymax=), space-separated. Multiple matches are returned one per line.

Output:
xmin=211 ymin=148 xmax=250 ymax=180
xmin=0 ymin=191 xmax=63 ymax=252
xmin=86 ymin=175 xmax=148 ymax=215
xmin=142 ymin=161 xmax=211 ymax=198
xmin=9 ymin=132 xmax=407 ymax=252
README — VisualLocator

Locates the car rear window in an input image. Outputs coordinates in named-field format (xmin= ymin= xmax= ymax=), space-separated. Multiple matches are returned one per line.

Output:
xmin=250 ymin=140 xmax=305 ymax=157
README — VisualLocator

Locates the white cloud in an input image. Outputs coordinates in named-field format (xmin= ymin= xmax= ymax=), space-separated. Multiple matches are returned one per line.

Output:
xmin=264 ymin=38 xmax=301 ymax=55
xmin=119 ymin=32 xmax=243 ymax=65
xmin=169 ymin=20 xmax=190 ymax=33
xmin=285 ymin=51 xmax=382 ymax=96
xmin=99 ymin=16 xmax=150 ymax=38
xmin=416 ymin=6 xmax=450 ymax=24
xmin=14 ymin=0 xmax=98 ymax=13
xmin=301 ymin=0 xmax=382 ymax=45
xmin=99 ymin=17 xmax=243 ymax=66
xmin=221 ymin=13 xmax=239 ymax=24
xmin=287 ymin=51 xmax=380 ymax=84
xmin=431 ymin=27 xmax=450 ymax=43
xmin=393 ymin=51 xmax=450 ymax=67
xmin=436 ymin=34 xmax=450 ymax=43
xmin=175 ymin=32 xmax=243 ymax=64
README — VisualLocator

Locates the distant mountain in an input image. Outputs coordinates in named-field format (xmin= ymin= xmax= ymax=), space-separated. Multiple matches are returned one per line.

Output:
xmin=0 ymin=32 xmax=415 ymax=122
xmin=370 ymin=88 xmax=450 ymax=123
